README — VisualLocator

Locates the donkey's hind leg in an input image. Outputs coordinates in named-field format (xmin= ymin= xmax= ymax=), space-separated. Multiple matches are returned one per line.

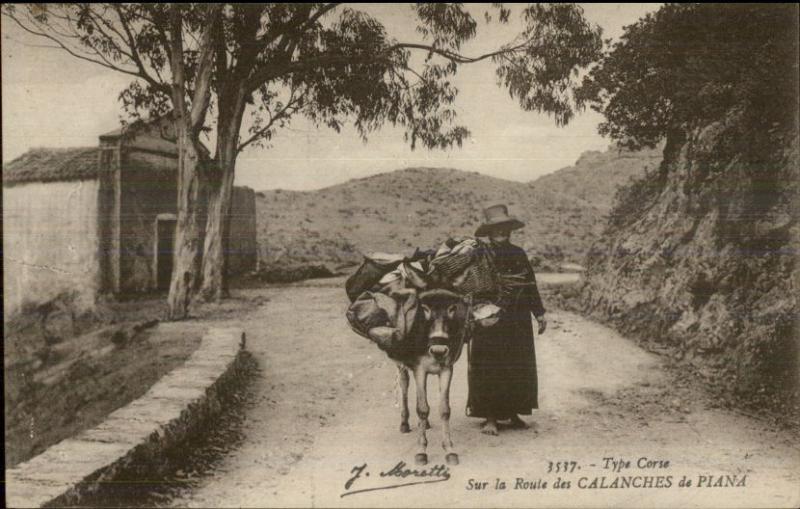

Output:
xmin=398 ymin=365 xmax=411 ymax=433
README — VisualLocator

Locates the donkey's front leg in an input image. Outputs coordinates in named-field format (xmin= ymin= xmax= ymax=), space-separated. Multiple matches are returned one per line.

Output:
xmin=398 ymin=365 xmax=411 ymax=433
xmin=413 ymin=367 xmax=430 ymax=465
xmin=438 ymin=367 xmax=458 ymax=465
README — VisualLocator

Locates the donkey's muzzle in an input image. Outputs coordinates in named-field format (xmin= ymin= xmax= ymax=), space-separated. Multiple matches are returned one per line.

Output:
xmin=429 ymin=344 xmax=450 ymax=358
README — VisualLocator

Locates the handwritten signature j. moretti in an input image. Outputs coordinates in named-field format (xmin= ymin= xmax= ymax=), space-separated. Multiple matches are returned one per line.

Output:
xmin=341 ymin=461 xmax=451 ymax=497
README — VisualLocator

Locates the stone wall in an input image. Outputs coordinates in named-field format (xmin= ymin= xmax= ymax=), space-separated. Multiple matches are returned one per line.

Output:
xmin=5 ymin=327 xmax=247 ymax=508
xmin=227 ymin=186 xmax=258 ymax=275
xmin=3 ymin=179 xmax=101 ymax=317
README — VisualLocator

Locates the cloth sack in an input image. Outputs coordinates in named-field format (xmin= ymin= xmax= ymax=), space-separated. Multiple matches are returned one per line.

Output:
xmin=345 ymin=253 xmax=406 ymax=303
xmin=345 ymin=289 xmax=420 ymax=354
xmin=376 ymin=261 xmax=428 ymax=295
xmin=345 ymin=291 xmax=395 ymax=337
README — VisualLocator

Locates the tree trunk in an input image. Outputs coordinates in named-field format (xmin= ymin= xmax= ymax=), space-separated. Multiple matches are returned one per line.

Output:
xmin=163 ymin=4 xmax=219 ymax=319
xmin=167 ymin=132 xmax=206 ymax=319
xmin=197 ymin=88 xmax=247 ymax=302
xmin=197 ymin=158 xmax=235 ymax=302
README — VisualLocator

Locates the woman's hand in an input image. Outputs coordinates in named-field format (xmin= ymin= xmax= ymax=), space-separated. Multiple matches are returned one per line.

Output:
xmin=534 ymin=314 xmax=547 ymax=335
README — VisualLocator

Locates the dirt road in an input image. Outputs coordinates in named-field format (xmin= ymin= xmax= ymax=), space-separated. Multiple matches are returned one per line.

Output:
xmin=163 ymin=277 xmax=799 ymax=508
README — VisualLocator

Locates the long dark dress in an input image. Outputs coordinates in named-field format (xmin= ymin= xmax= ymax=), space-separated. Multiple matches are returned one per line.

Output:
xmin=466 ymin=241 xmax=545 ymax=418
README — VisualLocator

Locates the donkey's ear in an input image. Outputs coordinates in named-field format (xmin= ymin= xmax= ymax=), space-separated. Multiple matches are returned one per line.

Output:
xmin=420 ymin=303 xmax=432 ymax=318
xmin=447 ymin=304 xmax=458 ymax=318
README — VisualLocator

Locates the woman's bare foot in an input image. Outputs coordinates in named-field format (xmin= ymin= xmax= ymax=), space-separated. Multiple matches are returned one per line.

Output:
xmin=481 ymin=418 xmax=499 ymax=436
xmin=508 ymin=414 xmax=529 ymax=429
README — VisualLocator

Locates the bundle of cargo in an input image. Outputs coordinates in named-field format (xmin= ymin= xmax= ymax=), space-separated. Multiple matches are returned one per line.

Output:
xmin=345 ymin=237 xmax=513 ymax=356
xmin=432 ymin=237 xmax=542 ymax=307
xmin=344 ymin=249 xmax=430 ymax=303
xmin=346 ymin=287 xmax=421 ymax=353
xmin=427 ymin=236 xmax=505 ymax=327
xmin=427 ymin=237 xmax=499 ymax=297
xmin=345 ymin=250 xmax=432 ymax=357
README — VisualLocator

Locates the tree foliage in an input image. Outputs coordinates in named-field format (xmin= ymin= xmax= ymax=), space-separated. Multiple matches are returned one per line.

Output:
xmin=3 ymin=3 xmax=604 ymax=311
xmin=5 ymin=3 xmax=603 ymax=152
xmin=578 ymin=3 xmax=800 ymax=150
xmin=495 ymin=3 xmax=604 ymax=126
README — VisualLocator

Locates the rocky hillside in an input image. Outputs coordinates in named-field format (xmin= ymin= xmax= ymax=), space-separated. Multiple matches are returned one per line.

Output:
xmin=254 ymin=146 xmax=659 ymax=269
xmin=533 ymin=145 xmax=662 ymax=211
xmin=576 ymin=111 xmax=799 ymax=414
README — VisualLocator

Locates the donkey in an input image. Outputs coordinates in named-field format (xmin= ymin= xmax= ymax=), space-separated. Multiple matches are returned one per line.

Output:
xmin=390 ymin=288 xmax=472 ymax=466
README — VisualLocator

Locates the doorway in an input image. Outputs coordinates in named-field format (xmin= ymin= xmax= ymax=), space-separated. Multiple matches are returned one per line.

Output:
xmin=154 ymin=214 xmax=177 ymax=291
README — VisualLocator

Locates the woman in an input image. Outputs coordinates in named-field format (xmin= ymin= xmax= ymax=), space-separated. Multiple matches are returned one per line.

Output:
xmin=467 ymin=204 xmax=547 ymax=435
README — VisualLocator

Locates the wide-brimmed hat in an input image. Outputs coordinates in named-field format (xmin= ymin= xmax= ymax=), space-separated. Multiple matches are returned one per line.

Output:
xmin=474 ymin=204 xmax=525 ymax=237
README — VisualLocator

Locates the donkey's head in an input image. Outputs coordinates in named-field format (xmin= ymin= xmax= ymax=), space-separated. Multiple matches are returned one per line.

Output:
xmin=417 ymin=289 xmax=471 ymax=365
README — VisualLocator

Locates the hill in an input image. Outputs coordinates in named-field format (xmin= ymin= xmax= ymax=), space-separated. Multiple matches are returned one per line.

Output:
xmin=531 ymin=145 xmax=662 ymax=211
xmin=253 ymin=146 xmax=660 ymax=269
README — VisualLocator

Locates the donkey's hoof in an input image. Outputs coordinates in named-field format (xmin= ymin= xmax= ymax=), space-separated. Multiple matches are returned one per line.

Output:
xmin=445 ymin=453 xmax=460 ymax=466
xmin=414 ymin=453 xmax=428 ymax=465
xmin=400 ymin=422 xmax=411 ymax=433
xmin=424 ymin=421 xmax=432 ymax=430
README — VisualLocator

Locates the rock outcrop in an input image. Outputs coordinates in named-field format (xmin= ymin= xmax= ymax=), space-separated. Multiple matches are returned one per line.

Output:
xmin=579 ymin=109 xmax=799 ymax=414
xmin=532 ymin=145 xmax=662 ymax=212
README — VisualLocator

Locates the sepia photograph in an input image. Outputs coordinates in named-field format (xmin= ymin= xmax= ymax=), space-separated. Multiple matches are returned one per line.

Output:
xmin=2 ymin=3 xmax=799 ymax=508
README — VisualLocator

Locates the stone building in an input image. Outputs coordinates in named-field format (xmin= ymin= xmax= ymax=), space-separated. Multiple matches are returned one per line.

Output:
xmin=2 ymin=117 xmax=257 ymax=318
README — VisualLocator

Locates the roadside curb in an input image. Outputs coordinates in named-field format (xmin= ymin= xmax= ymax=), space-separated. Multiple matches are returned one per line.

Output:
xmin=5 ymin=327 xmax=247 ymax=508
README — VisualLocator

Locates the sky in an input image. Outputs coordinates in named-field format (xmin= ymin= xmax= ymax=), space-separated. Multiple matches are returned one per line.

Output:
xmin=1 ymin=4 xmax=658 ymax=191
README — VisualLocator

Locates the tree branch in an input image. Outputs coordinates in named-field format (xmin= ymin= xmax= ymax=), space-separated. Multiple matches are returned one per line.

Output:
xmin=244 ymin=37 xmax=530 ymax=93
xmin=237 ymin=86 xmax=303 ymax=152
xmin=389 ymin=41 xmax=528 ymax=64
xmin=89 ymin=6 xmax=131 ymax=49
xmin=230 ymin=6 xmax=263 ymax=80
xmin=214 ymin=15 xmax=230 ymax=107
xmin=167 ymin=5 xmax=187 ymax=121
xmin=111 ymin=4 xmax=169 ymax=94
xmin=188 ymin=4 xmax=222 ymax=133
xmin=4 ymin=7 xmax=172 ymax=96
xmin=302 ymin=3 xmax=341 ymax=31
xmin=5 ymin=11 xmax=148 ymax=80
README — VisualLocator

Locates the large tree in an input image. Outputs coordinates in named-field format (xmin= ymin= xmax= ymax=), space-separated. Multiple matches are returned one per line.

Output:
xmin=576 ymin=3 xmax=798 ymax=150
xmin=4 ymin=3 xmax=603 ymax=316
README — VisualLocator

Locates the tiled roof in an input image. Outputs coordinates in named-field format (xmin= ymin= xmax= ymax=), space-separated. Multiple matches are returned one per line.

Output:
xmin=2 ymin=148 xmax=100 ymax=185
